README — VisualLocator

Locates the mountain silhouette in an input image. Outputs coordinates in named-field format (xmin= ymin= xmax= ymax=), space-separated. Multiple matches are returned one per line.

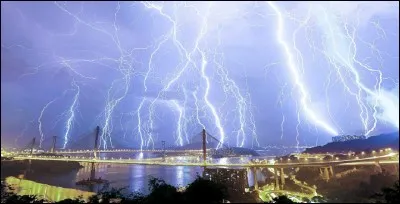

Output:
xmin=304 ymin=132 xmax=399 ymax=154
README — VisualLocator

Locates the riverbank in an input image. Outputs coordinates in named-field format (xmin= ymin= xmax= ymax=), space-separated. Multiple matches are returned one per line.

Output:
xmin=5 ymin=176 xmax=95 ymax=202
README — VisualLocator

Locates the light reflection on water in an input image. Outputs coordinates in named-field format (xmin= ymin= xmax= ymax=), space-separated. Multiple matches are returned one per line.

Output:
xmin=73 ymin=162 xmax=204 ymax=194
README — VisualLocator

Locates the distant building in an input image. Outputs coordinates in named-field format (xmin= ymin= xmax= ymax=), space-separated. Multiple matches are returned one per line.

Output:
xmin=332 ymin=135 xmax=366 ymax=142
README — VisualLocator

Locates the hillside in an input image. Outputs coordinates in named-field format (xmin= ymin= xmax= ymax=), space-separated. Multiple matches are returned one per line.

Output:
xmin=304 ymin=132 xmax=399 ymax=154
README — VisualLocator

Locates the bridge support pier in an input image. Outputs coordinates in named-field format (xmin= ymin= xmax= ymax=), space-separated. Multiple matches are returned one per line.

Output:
xmin=280 ymin=168 xmax=285 ymax=189
xmin=320 ymin=166 xmax=334 ymax=181
xmin=323 ymin=167 xmax=330 ymax=181
xmin=329 ymin=166 xmax=334 ymax=177
xmin=374 ymin=161 xmax=382 ymax=173
xmin=251 ymin=167 xmax=258 ymax=190
xmin=274 ymin=168 xmax=280 ymax=190
xmin=90 ymin=162 xmax=96 ymax=180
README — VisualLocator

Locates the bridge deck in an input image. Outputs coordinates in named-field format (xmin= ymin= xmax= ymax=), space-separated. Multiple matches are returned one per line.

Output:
xmin=12 ymin=153 xmax=398 ymax=168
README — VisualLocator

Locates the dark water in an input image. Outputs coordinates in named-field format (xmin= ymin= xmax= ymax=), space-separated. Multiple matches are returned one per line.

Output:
xmin=75 ymin=163 xmax=206 ymax=193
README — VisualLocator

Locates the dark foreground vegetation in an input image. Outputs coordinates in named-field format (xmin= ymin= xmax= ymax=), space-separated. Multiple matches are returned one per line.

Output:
xmin=1 ymin=176 xmax=399 ymax=203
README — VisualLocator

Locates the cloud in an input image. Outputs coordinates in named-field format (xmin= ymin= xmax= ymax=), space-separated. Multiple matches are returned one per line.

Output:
xmin=294 ymin=1 xmax=398 ymax=26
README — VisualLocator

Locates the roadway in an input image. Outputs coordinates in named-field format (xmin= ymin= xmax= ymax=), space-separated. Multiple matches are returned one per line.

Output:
xmin=11 ymin=152 xmax=398 ymax=168
xmin=52 ymin=149 xmax=208 ymax=154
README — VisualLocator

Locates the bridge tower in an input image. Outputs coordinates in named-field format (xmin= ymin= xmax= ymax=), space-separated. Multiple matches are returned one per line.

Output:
xmin=94 ymin=126 xmax=100 ymax=159
xmin=29 ymin=137 xmax=36 ymax=156
xmin=50 ymin=136 xmax=57 ymax=153
xmin=162 ymin=141 xmax=166 ymax=162
xmin=202 ymin=129 xmax=207 ymax=164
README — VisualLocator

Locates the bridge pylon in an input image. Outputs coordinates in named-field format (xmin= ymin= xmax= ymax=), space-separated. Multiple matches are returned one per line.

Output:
xmin=202 ymin=129 xmax=207 ymax=165
xmin=30 ymin=137 xmax=36 ymax=156
xmin=94 ymin=126 xmax=100 ymax=159
xmin=51 ymin=136 xmax=57 ymax=153
xmin=162 ymin=141 xmax=166 ymax=162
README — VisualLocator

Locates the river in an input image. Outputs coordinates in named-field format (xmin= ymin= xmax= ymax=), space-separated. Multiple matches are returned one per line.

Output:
xmin=2 ymin=151 xmax=281 ymax=195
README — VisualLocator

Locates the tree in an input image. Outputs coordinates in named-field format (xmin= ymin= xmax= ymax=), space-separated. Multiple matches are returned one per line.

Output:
xmin=183 ymin=176 xmax=228 ymax=203
xmin=141 ymin=177 xmax=184 ymax=204
xmin=372 ymin=181 xmax=400 ymax=203
xmin=0 ymin=176 xmax=233 ymax=203
xmin=87 ymin=186 xmax=144 ymax=204
xmin=55 ymin=198 xmax=86 ymax=204
xmin=1 ymin=181 xmax=13 ymax=203
xmin=269 ymin=195 xmax=295 ymax=203
xmin=311 ymin=196 xmax=326 ymax=203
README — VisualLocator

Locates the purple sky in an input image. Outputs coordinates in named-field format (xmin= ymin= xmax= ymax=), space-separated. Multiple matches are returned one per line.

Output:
xmin=1 ymin=1 xmax=399 ymax=149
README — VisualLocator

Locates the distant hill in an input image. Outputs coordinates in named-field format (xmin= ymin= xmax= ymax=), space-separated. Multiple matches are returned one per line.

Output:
xmin=304 ymin=132 xmax=399 ymax=154
xmin=173 ymin=141 xmax=219 ymax=150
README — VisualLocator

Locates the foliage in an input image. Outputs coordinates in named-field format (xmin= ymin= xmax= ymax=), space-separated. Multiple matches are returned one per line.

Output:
xmin=140 ymin=177 xmax=184 ymax=203
xmin=184 ymin=176 xmax=228 ymax=203
xmin=269 ymin=195 xmax=295 ymax=203
xmin=55 ymin=198 xmax=86 ymax=204
xmin=311 ymin=196 xmax=326 ymax=203
xmin=0 ymin=176 xmax=231 ymax=203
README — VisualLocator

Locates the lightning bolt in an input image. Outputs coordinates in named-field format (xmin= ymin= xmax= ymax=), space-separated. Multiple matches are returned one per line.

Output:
xmin=16 ymin=120 xmax=35 ymax=148
xmin=171 ymin=100 xmax=184 ymax=146
xmin=38 ymin=98 xmax=58 ymax=148
xmin=4 ymin=2 xmax=397 ymax=151
xmin=141 ymin=2 xmax=228 ymax=148
xmin=62 ymin=80 xmax=80 ymax=149
xmin=267 ymin=2 xmax=339 ymax=137
xmin=314 ymin=4 xmax=398 ymax=134
xmin=192 ymin=87 xmax=206 ymax=130
xmin=136 ymin=99 xmax=146 ymax=150
xmin=212 ymin=25 xmax=257 ymax=147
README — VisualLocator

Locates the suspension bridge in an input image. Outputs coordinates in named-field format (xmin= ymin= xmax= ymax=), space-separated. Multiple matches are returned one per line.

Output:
xmin=16 ymin=127 xmax=233 ymax=159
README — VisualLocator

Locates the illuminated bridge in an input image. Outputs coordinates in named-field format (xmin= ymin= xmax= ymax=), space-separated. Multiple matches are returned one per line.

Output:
xmin=11 ymin=152 xmax=398 ymax=168
xmin=53 ymin=149 xmax=207 ymax=154
xmin=17 ymin=127 xmax=229 ymax=158
xmin=8 ymin=150 xmax=398 ymax=192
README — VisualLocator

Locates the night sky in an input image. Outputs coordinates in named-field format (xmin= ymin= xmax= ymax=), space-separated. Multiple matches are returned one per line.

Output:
xmin=1 ymin=2 xmax=399 ymax=149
